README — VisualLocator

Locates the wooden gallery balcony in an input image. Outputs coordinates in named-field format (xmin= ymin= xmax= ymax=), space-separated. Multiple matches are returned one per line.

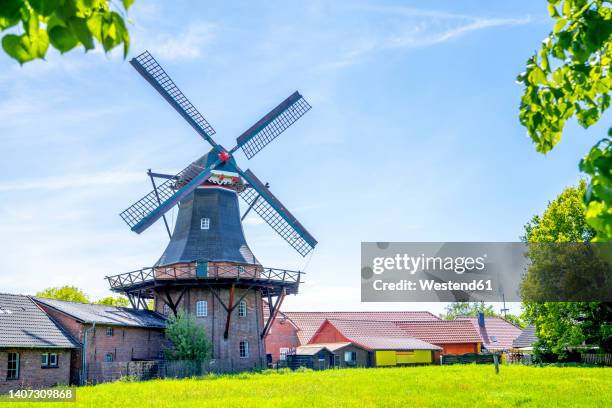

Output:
xmin=105 ymin=262 xmax=303 ymax=297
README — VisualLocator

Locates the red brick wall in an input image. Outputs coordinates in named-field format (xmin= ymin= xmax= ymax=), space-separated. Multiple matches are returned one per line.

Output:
xmin=438 ymin=343 xmax=478 ymax=355
xmin=36 ymin=304 xmax=167 ymax=383
xmin=0 ymin=349 xmax=71 ymax=394
xmin=264 ymin=316 xmax=300 ymax=362
xmin=309 ymin=322 xmax=351 ymax=344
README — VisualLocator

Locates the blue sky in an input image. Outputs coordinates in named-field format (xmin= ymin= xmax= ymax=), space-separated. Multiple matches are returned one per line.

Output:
xmin=0 ymin=1 xmax=608 ymax=315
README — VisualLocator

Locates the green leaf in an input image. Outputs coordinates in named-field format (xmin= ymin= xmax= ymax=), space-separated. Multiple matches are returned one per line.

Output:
xmin=0 ymin=0 xmax=23 ymax=30
xmin=529 ymin=66 xmax=548 ymax=85
xmin=554 ymin=18 xmax=567 ymax=33
xmin=68 ymin=16 xmax=94 ymax=50
xmin=49 ymin=25 xmax=78 ymax=53
xmin=2 ymin=33 xmax=34 ymax=64
xmin=122 ymin=0 xmax=135 ymax=10
xmin=28 ymin=0 xmax=62 ymax=17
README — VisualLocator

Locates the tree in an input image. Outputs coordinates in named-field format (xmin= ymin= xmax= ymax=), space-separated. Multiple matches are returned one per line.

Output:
xmin=522 ymin=182 xmax=612 ymax=358
xmin=441 ymin=302 xmax=497 ymax=320
xmin=36 ymin=285 xmax=89 ymax=303
xmin=517 ymin=0 xmax=612 ymax=242
xmin=503 ymin=314 xmax=526 ymax=329
xmin=163 ymin=311 xmax=212 ymax=362
xmin=0 ymin=0 xmax=134 ymax=64
xmin=95 ymin=296 xmax=129 ymax=307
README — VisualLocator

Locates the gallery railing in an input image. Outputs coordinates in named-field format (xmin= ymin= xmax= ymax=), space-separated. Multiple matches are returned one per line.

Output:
xmin=106 ymin=263 xmax=302 ymax=291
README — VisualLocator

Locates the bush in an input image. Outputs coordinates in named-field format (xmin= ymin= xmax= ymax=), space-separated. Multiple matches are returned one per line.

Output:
xmin=164 ymin=311 xmax=212 ymax=362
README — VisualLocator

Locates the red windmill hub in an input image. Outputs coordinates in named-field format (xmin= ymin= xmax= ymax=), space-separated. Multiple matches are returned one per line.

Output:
xmin=218 ymin=150 xmax=231 ymax=163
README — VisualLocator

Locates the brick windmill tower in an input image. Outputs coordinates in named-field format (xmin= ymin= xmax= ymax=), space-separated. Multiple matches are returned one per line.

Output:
xmin=106 ymin=51 xmax=317 ymax=370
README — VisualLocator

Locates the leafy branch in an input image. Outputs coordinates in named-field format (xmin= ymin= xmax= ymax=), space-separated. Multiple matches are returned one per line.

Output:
xmin=517 ymin=0 xmax=612 ymax=242
xmin=0 ymin=0 xmax=134 ymax=64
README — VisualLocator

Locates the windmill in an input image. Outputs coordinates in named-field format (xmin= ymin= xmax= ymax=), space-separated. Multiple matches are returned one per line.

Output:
xmin=106 ymin=51 xmax=317 ymax=370
xmin=119 ymin=51 xmax=317 ymax=257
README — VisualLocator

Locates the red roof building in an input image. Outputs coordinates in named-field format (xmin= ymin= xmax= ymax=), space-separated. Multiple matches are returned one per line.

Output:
xmin=264 ymin=310 xmax=440 ymax=362
xmin=396 ymin=320 xmax=482 ymax=355
xmin=455 ymin=316 xmax=522 ymax=351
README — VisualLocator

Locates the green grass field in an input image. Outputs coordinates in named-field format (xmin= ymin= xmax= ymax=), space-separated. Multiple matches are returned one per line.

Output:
xmin=7 ymin=365 xmax=612 ymax=408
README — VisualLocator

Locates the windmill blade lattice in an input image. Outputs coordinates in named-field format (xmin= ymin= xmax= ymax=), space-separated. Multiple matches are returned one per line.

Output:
xmin=120 ymin=163 xmax=213 ymax=233
xmin=232 ymin=92 xmax=311 ymax=159
xmin=130 ymin=51 xmax=217 ymax=146
xmin=239 ymin=169 xmax=317 ymax=256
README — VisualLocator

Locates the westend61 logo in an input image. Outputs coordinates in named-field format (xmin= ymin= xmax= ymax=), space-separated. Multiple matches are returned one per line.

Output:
xmin=372 ymin=253 xmax=487 ymax=275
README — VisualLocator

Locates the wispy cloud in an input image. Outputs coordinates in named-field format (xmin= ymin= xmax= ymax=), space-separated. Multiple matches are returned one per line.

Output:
xmin=319 ymin=6 xmax=532 ymax=70
xmin=135 ymin=21 xmax=219 ymax=61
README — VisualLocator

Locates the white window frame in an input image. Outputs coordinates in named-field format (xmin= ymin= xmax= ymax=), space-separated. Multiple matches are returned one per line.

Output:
xmin=344 ymin=351 xmax=357 ymax=362
xmin=41 ymin=353 xmax=49 ymax=367
xmin=238 ymin=300 xmax=247 ymax=317
xmin=106 ymin=327 xmax=114 ymax=337
xmin=200 ymin=217 xmax=210 ymax=230
xmin=49 ymin=353 xmax=58 ymax=367
xmin=196 ymin=300 xmax=208 ymax=317
xmin=239 ymin=341 xmax=249 ymax=358
xmin=279 ymin=347 xmax=289 ymax=361
xmin=7 ymin=352 xmax=19 ymax=380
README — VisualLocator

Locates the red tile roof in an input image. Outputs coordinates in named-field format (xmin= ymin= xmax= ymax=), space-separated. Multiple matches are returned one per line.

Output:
xmin=455 ymin=316 xmax=522 ymax=351
xmin=396 ymin=320 xmax=482 ymax=344
xmin=318 ymin=319 xmax=442 ymax=351
xmin=279 ymin=311 xmax=440 ymax=344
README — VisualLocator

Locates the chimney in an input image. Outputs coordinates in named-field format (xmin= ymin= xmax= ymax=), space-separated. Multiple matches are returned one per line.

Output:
xmin=478 ymin=312 xmax=485 ymax=328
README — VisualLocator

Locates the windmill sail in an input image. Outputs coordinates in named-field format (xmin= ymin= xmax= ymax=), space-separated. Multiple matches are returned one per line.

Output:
xmin=238 ymin=169 xmax=317 ymax=256
xmin=120 ymin=164 xmax=213 ymax=234
xmin=232 ymin=92 xmax=311 ymax=159
xmin=130 ymin=51 xmax=217 ymax=146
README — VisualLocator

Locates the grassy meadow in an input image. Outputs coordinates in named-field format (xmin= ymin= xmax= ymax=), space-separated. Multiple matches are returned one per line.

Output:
xmin=7 ymin=365 xmax=612 ymax=408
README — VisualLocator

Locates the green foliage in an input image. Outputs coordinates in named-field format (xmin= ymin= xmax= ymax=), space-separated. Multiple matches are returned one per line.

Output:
xmin=33 ymin=366 xmax=612 ymax=407
xmin=522 ymin=180 xmax=595 ymax=242
xmin=36 ymin=285 xmax=90 ymax=303
xmin=517 ymin=0 xmax=612 ymax=241
xmin=441 ymin=302 xmax=497 ymax=320
xmin=0 ymin=0 xmax=133 ymax=64
xmin=580 ymin=136 xmax=612 ymax=242
xmin=164 ymin=311 xmax=212 ymax=362
xmin=95 ymin=295 xmax=129 ymax=307
xmin=521 ymin=182 xmax=612 ymax=357
xmin=503 ymin=314 xmax=526 ymax=329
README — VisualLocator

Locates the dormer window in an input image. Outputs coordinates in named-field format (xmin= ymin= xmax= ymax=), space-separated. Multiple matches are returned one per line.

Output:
xmin=201 ymin=218 xmax=210 ymax=230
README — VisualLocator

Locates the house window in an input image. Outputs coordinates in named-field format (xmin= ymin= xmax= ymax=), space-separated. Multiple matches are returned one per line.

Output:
xmin=491 ymin=335 xmax=498 ymax=343
xmin=163 ymin=304 xmax=170 ymax=316
xmin=279 ymin=347 xmax=289 ymax=361
xmin=105 ymin=353 xmax=113 ymax=363
xmin=344 ymin=351 xmax=357 ymax=365
xmin=238 ymin=300 xmax=247 ymax=317
xmin=41 ymin=353 xmax=58 ymax=368
xmin=200 ymin=218 xmax=210 ymax=230
xmin=106 ymin=327 xmax=114 ymax=337
xmin=7 ymin=352 xmax=19 ymax=380
xmin=239 ymin=341 xmax=249 ymax=358
xmin=196 ymin=300 xmax=208 ymax=317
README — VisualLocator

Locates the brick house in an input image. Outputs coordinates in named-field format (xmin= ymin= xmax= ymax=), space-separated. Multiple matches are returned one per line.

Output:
xmin=33 ymin=297 xmax=167 ymax=384
xmin=0 ymin=293 xmax=78 ymax=394
xmin=264 ymin=310 xmax=440 ymax=363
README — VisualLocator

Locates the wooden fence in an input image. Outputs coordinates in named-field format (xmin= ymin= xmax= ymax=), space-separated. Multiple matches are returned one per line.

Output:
xmin=581 ymin=353 xmax=612 ymax=365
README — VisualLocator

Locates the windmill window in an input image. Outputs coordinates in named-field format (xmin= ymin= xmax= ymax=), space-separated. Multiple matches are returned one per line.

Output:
xmin=105 ymin=353 xmax=113 ymax=363
xmin=7 ymin=352 xmax=19 ymax=380
xmin=239 ymin=341 xmax=249 ymax=358
xmin=238 ymin=300 xmax=247 ymax=317
xmin=163 ymin=304 xmax=170 ymax=316
xmin=200 ymin=218 xmax=210 ymax=230
xmin=196 ymin=300 xmax=208 ymax=317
